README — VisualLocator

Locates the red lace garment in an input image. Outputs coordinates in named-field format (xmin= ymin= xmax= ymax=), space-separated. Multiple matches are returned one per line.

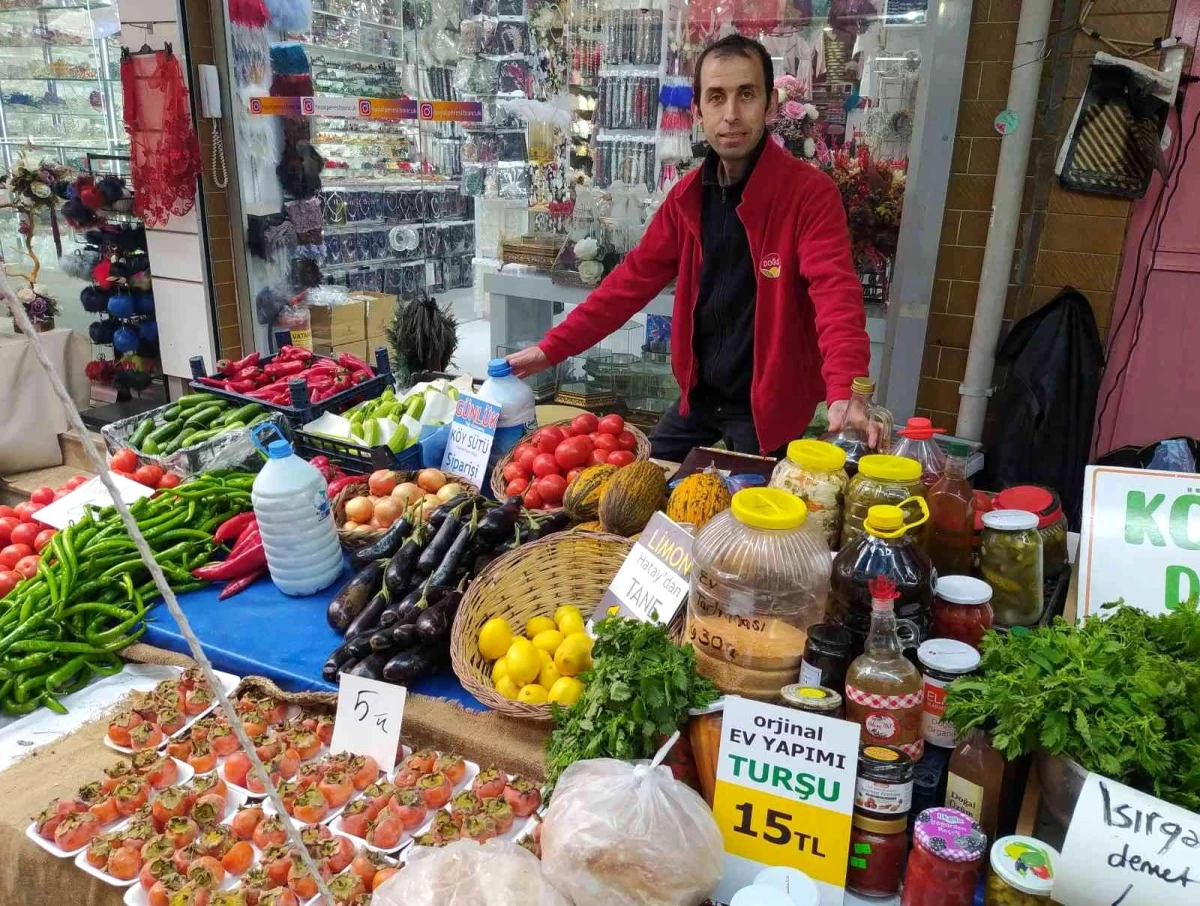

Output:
xmin=121 ymin=50 xmax=203 ymax=227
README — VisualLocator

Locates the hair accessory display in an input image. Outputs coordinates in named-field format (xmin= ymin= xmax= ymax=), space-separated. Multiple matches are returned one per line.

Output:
xmin=602 ymin=8 xmax=663 ymax=65
xmin=263 ymin=0 xmax=313 ymax=34
xmin=229 ymin=0 xmax=271 ymax=84
xmin=596 ymin=75 xmax=660 ymax=130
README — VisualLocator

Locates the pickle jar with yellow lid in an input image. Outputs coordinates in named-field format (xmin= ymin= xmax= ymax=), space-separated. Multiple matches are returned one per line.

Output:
xmin=769 ymin=439 xmax=849 ymax=550
xmin=985 ymin=836 xmax=1060 ymax=906
xmin=687 ymin=488 xmax=832 ymax=701
xmin=841 ymin=454 xmax=925 ymax=550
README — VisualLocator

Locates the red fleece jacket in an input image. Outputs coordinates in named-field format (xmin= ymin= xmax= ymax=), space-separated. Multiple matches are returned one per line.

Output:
xmin=538 ymin=137 xmax=871 ymax=454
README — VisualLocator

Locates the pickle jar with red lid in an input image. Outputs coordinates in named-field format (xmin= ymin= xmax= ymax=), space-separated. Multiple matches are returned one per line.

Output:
xmin=932 ymin=575 xmax=994 ymax=651
xmin=995 ymin=485 xmax=1069 ymax=578
xmin=900 ymin=807 xmax=988 ymax=906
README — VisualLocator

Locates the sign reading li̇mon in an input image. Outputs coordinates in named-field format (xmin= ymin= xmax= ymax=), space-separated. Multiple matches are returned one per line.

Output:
xmin=1077 ymin=465 xmax=1200 ymax=621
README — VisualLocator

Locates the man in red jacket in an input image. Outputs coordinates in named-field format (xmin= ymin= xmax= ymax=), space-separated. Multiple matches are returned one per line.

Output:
xmin=507 ymin=33 xmax=871 ymax=460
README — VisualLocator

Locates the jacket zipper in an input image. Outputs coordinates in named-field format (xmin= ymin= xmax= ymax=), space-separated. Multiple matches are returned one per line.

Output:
xmin=708 ymin=185 xmax=728 ymax=390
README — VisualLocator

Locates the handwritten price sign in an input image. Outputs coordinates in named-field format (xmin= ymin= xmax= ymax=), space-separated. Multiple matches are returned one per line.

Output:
xmin=330 ymin=674 xmax=407 ymax=773
xmin=711 ymin=696 xmax=859 ymax=906
xmin=440 ymin=394 xmax=501 ymax=486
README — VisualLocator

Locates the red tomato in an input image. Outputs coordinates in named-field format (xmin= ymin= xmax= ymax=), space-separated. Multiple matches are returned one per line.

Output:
xmin=536 ymin=426 xmax=565 ymax=448
xmin=111 ymin=449 xmax=138 ymax=473
xmin=11 ymin=522 xmax=39 ymax=548
xmin=134 ymin=465 xmax=165 ymax=488
xmin=504 ymin=478 xmax=529 ymax=497
xmin=617 ymin=430 xmax=637 ymax=452
xmin=531 ymin=453 xmax=560 ymax=478
xmin=573 ymin=433 xmax=594 ymax=453
xmin=501 ymin=461 xmax=530 ymax=483
xmin=598 ymin=414 xmax=625 ymax=435
xmin=14 ymin=555 xmax=39 ymax=579
xmin=589 ymin=449 xmax=611 ymax=466
xmin=565 ymin=468 xmax=584 ymax=485
xmin=537 ymin=474 xmax=568 ymax=506
xmin=34 ymin=529 xmax=57 ymax=552
xmin=0 ymin=544 xmax=33 ymax=569
xmin=558 ymin=424 xmax=576 ymax=438
xmin=0 ymin=516 xmax=18 ymax=546
xmin=66 ymin=475 xmax=88 ymax=490
xmin=608 ymin=450 xmax=636 ymax=467
xmin=571 ymin=413 xmax=599 ymax=435
xmin=523 ymin=487 xmax=545 ymax=509
xmin=594 ymin=434 xmax=620 ymax=453
xmin=52 ymin=490 xmax=68 ymax=501
xmin=533 ymin=434 xmax=557 ymax=455
xmin=29 ymin=486 xmax=54 ymax=505
xmin=0 ymin=570 xmax=20 ymax=597
xmin=513 ymin=444 xmax=538 ymax=473
xmin=157 ymin=473 xmax=181 ymax=489
xmin=0 ymin=506 xmax=14 ymax=519
xmin=14 ymin=502 xmax=40 ymax=522
xmin=554 ymin=437 xmax=589 ymax=471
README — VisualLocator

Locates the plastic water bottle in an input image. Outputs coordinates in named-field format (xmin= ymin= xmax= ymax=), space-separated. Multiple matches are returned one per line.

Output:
xmin=250 ymin=426 xmax=343 ymax=596
xmin=478 ymin=357 xmax=537 ymax=464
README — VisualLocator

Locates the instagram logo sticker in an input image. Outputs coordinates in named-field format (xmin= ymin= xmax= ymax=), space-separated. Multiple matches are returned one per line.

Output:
xmin=358 ymin=99 xmax=372 ymax=117
xmin=420 ymin=102 xmax=435 ymax=120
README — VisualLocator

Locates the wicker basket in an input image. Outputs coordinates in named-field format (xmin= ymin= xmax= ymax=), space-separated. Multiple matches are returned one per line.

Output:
xmin=332 ymin=473 xmax=479 ymax=549
xmin=450 ymin=531 xmax=633 ymax=720
xmin=487 ymin=418 xmax=651 ymax=505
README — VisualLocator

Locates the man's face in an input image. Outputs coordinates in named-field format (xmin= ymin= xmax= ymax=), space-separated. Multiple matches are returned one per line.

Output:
xmin=694 ymin=51 xmax=774 ymax=163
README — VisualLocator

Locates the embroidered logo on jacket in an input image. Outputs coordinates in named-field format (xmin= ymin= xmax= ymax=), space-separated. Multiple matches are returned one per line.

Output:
xmin=759 ymin=253 xmax=781 ymax=279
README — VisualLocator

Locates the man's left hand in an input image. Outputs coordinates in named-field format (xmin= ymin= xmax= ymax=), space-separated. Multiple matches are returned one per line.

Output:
xmin=828 ymin=398 xmax=880 ymax=447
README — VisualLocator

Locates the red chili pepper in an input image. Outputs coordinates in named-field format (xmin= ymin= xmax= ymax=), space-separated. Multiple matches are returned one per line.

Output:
xmin=215 ymin=359 xmax=235 ymax=377
xmin=227 ymin=379 xmax=257 ymax=393
xmin=264 ymin=359 xmax=306 ymax=379
xmin=212 ymin=512 xmax=256 ymax=546
xmin=192 ymin=539 xmax=266 ymax=581
xmin=352 ymin=371 xmax=371 ymax=385
xmin=326 ymin=475 xmax=359 ymax=498
xmin=307 ymin=375 xmax=334 ymax=391
xmin=308 ymin=358 xmax=339 ymax=371
xmin=232 ymin=351 xmax=260 ymax=371
xmin=194 ymin=376 xmax=229 ymax=389
xmin=218 ymin=566 xmax=267 ymax=600
xmin=337 ymin=352 xmax=375 ymax=376
xmin=231 ymin=365 xmax=262 ymax=382
xmin=278 ymin=345 xmax=313 ymax=362
xmin=309 ymin=455 xmax=334 ymax=482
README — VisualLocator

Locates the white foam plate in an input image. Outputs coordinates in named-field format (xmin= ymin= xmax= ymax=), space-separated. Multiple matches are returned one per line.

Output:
xmin=73 ymin=832 xmax=141 ymax=887
xmin=301 ymin=838 xmax=399 ymax=906
xmin=103 ymin=670 xmax=240 ymax=755
xmin=262 ymin=747 xmax=410 ymax=831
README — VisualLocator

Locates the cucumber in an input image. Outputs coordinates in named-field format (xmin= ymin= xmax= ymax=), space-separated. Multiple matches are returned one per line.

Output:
xmin=130 ymin=418 xmax=155 ymax=449
xmin=247 ymin=412 xmax=272 ymax=427
xmin=175 ymin=392 xmax=215 ymax=409
xmin=142 ymin=438 xmax=160 ymax=455
xmin=161 ymin=405 xmax=182 ymax=422
xmin=221 ymin=403 xmax=263 ymax=426
xmin=183 ymin=404 xmax=225 ymax=428
xmin=147 ymin=419 xmax=183 ymax=445
xmin=161 ymin=428 xmax=198 ymax=455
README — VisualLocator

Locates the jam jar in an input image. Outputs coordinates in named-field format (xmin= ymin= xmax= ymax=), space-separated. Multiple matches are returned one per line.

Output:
xmin=932 ymin=575 xmax=995 ymax=651
xmin=847 ymin=812 xmax=908 ymax=897
xmin=901 ymin=807 xmax=988 ymax=906
xmin=855 ymin=745 xmax=914 ymax=818
xmin=984 ymin=835 xmax=1060 ymax=906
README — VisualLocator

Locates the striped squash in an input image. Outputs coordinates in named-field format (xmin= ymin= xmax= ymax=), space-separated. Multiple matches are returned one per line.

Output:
xmin=666 ymin=471 xmax=732 ymax=529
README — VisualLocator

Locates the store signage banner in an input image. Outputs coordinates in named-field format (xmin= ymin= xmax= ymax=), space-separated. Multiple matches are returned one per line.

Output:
xmin=330 ymin=673 xmax=407 ymax=773
xmin=1076 ymin=465 xmax=1200 ymax=621
xmin=248 ymin=95 xmax=484 ymax=123
xmin=593 ymin=512 xmax=692 ymax=626
xmin=440 ymin=394 xmax=500 ymax=488
xmin=1055 ymin=773 xmax=1200 ymax=906
xmin=711 ymin=696 xmax=859 ymax=906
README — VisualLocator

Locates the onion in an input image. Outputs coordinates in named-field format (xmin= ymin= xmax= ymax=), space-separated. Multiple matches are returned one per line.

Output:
xmin=373 ymin=497 xmax=403 ymax=528
xmin=419 ymin=495 xmax=440 ymax=520
xmin=344 ymin=496 xmax=374 ymax=524
xmin=416 ymin=469 xmax=447 ymax=494
xmin=391 ymin=482 xmax=422 ymax=507
xmin=436 ymin=482 xmax=465 ymax=503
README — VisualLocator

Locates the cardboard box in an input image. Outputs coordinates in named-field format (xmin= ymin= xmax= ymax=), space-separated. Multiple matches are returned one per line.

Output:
xmin=361 ymin=292 xmax=397 ymax=340
xmin=312 ymin=339 xmax=369 ymax=362
xmin=308 ymin=301 xmax=366 ymax=347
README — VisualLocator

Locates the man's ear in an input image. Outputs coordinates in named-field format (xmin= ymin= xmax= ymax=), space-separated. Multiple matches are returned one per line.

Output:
xmin=765 ymin=84 xmax=779 ymax=117
xmin=693 ymin=100 xmax=703 ymax=126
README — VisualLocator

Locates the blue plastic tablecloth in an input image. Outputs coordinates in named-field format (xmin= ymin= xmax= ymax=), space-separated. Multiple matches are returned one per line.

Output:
xmin=142 ymin=559 xmax=484 ymax=710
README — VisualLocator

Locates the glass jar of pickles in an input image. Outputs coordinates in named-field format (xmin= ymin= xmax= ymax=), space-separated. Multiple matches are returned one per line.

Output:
xmin=841 ymin=455 xmax=925 ymax=550
xmin=769 ymin=439 xmax=849 ymax=549
xmin=984 ymin=836 xmax=1060 ymax=906
xmin=995 ymin=485 xmax=1069 ymax=578
xmin=980 ymin=510 xmax=1044 ymax=627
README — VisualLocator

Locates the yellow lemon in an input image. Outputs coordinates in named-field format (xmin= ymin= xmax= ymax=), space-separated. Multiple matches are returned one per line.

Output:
xmin=478 ymin=617 xmax=513 ymax=661
xmin=505 ymin=637 xmax=541 ymax=685
xmin=494 ymin=675 xmax=520 ymax=700
xmin=491 ymin=657 xmax=509 ymax=685
xmin=554 ymin=605 xmax=585 ymax=636
xmin=554 ymin=632 xmax=593 ymax=677
xmin=531 ymin=629 xmax=564 ymax=655
xmin=526 ymin=616 xmax=556 ymax=638
xmin=517 ymin=684 xmax=549 ymax=704
xmin=538 ymin=656 xmax=561 ymax=690
xmin=547 ymin=676 xmax=584 ymax=707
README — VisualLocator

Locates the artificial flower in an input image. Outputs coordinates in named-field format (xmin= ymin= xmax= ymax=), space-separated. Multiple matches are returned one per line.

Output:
xmin=804 ymin=103 xmax=819 ymax=120
xmin=573 ymin=237 xmax=599 ymax=261
xmin=782 ymin=100 xmax=805 ymax=120
xmin=578 ymin=259 xmax=604 ymax=284
xmin=803 ymin=138 xmax=816 ymax=158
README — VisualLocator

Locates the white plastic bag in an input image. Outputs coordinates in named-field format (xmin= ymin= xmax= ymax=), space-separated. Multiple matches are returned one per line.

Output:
xmin=541 ymin=758 xmax=724 ymax=906
xmin=372 ymin=839 xmax=570 ymax=906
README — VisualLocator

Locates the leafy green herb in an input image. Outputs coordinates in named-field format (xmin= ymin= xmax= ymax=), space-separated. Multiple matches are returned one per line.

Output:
xmin=944 ymin=599 xmax=1200 ymax=811
xmin=544 ymin=617 xmax=718 ymax=793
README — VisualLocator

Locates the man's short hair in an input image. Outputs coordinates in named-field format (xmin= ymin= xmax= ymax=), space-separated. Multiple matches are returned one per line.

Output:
xmin=692 ymin=33 xmax=774 ymax=110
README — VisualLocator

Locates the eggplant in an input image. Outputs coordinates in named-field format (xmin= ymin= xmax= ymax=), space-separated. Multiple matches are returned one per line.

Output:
xmin=322 ymin=629 xmax=376 ymax=682
xmin=382 ymin=645 xmax=444 ymax=684
xmin=475 ymin=502 xmax=521 ymax=544
xmin=344 ymin=651 xmax=390 ymax=681
xmin=415 ymin=593 xmax=461 ymax=643
xmin=427 ymin=523 xmax=474 ymax=587
xmin=344 ymin=588 xmax=390 ymax=638
xmin=326 ymin=561 xmax=384 ymax=631
xmin=379 ymin=584 xmax=425 ymax=628
xmin=417 ymin=507 xmax=464 ymax=574
xmin=368 ymin=626 xmax=398 ymax=651
xmin=386 ymin=622 xmax=422 ymax=650
xmin=384 ymin=535 xmax=424 ymax=596
xmin=536 ymin=510 xmax=572 ymax=536
xmin=350 ymin=516 xmax=413 ymax=567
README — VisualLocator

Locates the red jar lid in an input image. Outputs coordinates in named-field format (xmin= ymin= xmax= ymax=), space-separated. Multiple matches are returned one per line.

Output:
xmin=996 ymin=485 xmax=1063 ymax=530
xmin=897 ymin=417 xmax=946 ymax=441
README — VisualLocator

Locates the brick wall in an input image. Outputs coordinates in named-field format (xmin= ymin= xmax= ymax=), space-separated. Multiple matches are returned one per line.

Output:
xmin=915 ymin=0 xmax=1175 ymax=429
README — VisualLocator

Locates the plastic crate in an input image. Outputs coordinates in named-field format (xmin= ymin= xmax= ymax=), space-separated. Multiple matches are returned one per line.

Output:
xmin=293 ymin=424 xmax=451 ymax=476
xmin=188 ymin=330 xmax=393 ymax=424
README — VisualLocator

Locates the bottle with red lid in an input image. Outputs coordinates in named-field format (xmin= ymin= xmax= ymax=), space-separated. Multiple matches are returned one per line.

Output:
xmin=900 ymin=807 xmax=988 ymax=906
xmin=994 ymin=485 xmax=1069 ymax=578
xmin=891 ymin=418 xmax=948 ymax=487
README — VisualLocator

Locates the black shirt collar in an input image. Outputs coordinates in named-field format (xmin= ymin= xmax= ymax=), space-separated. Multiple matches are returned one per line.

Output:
xmin=701 ymin=133 xmax=768 ymax=189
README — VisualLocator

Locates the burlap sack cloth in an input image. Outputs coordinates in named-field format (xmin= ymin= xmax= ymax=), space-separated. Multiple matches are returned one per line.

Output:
xmin=1 ymin=645 xmax=551 ymax=906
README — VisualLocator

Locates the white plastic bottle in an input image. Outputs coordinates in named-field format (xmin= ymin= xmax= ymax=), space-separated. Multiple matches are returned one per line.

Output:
xmin=478 ymin=357 xmax=537 ymax=464
xmin=251 ymin=431 xmax=344 ymax=596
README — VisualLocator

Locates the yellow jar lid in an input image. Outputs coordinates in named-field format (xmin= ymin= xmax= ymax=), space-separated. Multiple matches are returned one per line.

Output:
xmin=731 ymin=487 xmax=808 ymax=530
xmin=858 ymin=454 xmax=922 ymax=483
xmin=864 ymin=504 xmax=905 ymax=534
xmin=786 ymin=439 xmax=847 ymax=473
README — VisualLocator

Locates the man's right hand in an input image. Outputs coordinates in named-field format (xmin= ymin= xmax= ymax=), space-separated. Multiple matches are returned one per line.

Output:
xmin=506 ymin=346 xmax=551 ymax=378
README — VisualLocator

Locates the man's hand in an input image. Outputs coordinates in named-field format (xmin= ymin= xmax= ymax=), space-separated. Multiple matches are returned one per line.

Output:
xmin=506 ymin=346 xmax=551 ymax=379
xmin=828 ymin=398 xmax=881 ymax=447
